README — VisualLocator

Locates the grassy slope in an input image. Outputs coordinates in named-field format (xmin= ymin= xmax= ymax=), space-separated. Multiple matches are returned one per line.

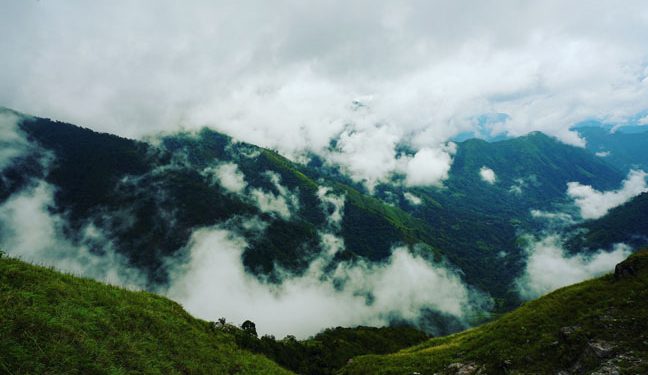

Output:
xmin=342 ymin=251 xmax=648 ymax=375
xmin=0 ymin=256 xmax=292 ymax=375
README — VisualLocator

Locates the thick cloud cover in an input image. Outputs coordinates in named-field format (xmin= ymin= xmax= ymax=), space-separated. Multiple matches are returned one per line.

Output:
xmin=567 ymin=169 xmax=648 ymax=219
xmin=516 ymin=235 xmax=631 ymax=299
xmin=3 ymin=1 xmax=648 ymax=187
xmin=165 ymin=225 xmax=479 ymax=338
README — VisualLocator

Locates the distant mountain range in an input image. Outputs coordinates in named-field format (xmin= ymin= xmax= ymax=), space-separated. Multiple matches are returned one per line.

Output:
xmin=1 ymin=107 xmax=647 ymax=323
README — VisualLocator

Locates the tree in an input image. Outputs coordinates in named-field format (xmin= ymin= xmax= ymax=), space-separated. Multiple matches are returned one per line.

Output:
xmin=241 ymin=320 xmax=257 ymax=337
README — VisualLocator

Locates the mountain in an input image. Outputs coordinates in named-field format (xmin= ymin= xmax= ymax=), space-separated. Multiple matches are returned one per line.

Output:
xmin=341 ymin=250 xmax=648 ymax=375
xmin=577 ymin=126 xmax=648 ymax=172
xmin=386 ymin=132 xmax=625 ymax=306
xmin=0 ymin=108 xmax=631 ymax=311
xmin=566 ymin=192 xmax=648 ymax=253
xmin=0 ymin=253 xmax=292 ymax=374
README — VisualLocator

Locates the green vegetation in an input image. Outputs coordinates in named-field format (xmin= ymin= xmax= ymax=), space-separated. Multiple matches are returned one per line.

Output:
xmin=0 ymin=255 xmax=293 ymax=375
xmin=232 ymin=326 xmax=428 ymax=375
xmin=7 ymin=110 xmax=641 ymax=317
xmin=567 ymin=192 xmax=648 ymax=253
xmin=341 ymin=250 xmax=648 ymax=374
xmin=577 ymin=126 xmax=648 ymax=173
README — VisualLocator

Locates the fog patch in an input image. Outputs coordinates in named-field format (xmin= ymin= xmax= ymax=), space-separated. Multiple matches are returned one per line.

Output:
xmin=203 ymin=162 xmax=248 ymax=194
xmin=403 ymin=192 xmax=422 ymax=205
xmin=509 ymin=175 xmax=539 ymax=195
xmin=516 ymin=235 xmax=631 ymax=299
xmin=249 ymin=172 xmax=299 ymax=220
xmin=316 ymin=186 xmax=345 ymax=229
xmin=0 ymin=181 xmax=144 ymax=288
xmin=0 ymin=111 xmax=30 ymax=172
xmin=479 ymin=166 xmax=497 ymax=184
xmin=404 ymin=144 xmax=456 ymax=187
xmin=530 ymin=209 xmax=575 ymax=226
xmin=166 ymin=224 xmax=480 ymax=338
xmin=567 ymin=169 xmax=648 ymax=219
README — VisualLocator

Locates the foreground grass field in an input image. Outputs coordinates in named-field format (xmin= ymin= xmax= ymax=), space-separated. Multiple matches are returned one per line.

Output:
xmin=341 ymin=250 xmax=648 ymax=375
xmin=0 ymin=255 xmax=292 ymax=375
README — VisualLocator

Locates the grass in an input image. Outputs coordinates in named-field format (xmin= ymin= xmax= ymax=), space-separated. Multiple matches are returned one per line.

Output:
xmin=0 ymin=255 xmax=293 ymax=375
xmin=341 ymin=250 xmax=648 ymax=374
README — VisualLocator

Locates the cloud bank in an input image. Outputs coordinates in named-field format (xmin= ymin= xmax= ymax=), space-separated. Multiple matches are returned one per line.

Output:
xmin=165 ymin=225 xmax=479 ymax=338
xmin=516 ymin=235 xmax=631 ymax=299
xmin=567 ymin=169 xmax=648 ymax=219
xmin=0 ymin=181 xmax=145 ymax=288
xmin=0 ymin=111 xmax=30 ymax=172
xmin=3 ymin=1 xmax=648 ymax=187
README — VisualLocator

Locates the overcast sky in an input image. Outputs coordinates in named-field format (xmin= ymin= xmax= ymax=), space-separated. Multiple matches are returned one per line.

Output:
xmin=2 ymin=1 xmax=648 ymax=185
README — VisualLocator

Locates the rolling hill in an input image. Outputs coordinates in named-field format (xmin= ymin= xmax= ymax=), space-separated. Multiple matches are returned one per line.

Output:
xmin=0 ymin=253 xmax=292 ymax=374
xmin=0 ymin=252 xmax=428 ymax=375
xmin=566 ymin=192 xmax=648 ymax=253
xmin=341 ymin=250 xmax=648 ymax=375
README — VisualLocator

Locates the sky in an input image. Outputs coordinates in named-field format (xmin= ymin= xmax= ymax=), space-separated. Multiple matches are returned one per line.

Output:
xmin=2 ymin=1 xmax=648 ymax=186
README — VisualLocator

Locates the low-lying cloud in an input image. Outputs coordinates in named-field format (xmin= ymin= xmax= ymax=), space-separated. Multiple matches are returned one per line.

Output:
xmin=165 ymin=225 xmax=480 ymax=338
xmin=479 ymin=166 xmax=497 ymax=184
xmin=0 ymin=181 xmax=145 ymax=288
xmin=516 ymin=235 xmax=631 ymax=299
xmin=203 ymin=162 xmax=247 ymax=194
xmin=567 ymin=169 xmax=648 ymax=219
xmin=0 ymin=110 xmax=30 ymax=172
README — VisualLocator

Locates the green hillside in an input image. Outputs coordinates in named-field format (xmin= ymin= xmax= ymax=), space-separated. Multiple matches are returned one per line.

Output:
xmin=567 ymin=192 xmax=648 ymax=253
xmin=0 ymin=253 xmax=293 ymax=375
xmin=2 ymin=108 xmax=638 ymax=320
xmin=341 ymin=250 xmax=648 ymax=375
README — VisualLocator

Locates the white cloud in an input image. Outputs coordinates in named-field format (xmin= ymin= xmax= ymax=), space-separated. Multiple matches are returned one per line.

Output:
xmin=316 ymin=187 xmax=345 ymax=229
xmin=404 ymin=145 xmax=456 ymax=187
xmin=479 ymin=166 xmax=497 ymax=184
xmin=638 ymin=115 xmax=648 ymax=125
xmin=249 ymin=172 xmax=299 ymax=220
xmin=567 ymin=169 xmax=648 ymax=219
xmin=328 ymin=125 xmax=402 ymax=189
xmin=203 ymin=162 xmax=248 ymax=194
xmin=530 ymin=209 xmax=575 ymax=225
xmin=403 ymin=192 xmax=422 ymax=205
xmin=166 ymin=225 xmax=479 ymax=338
xmin=0 ymin=111 xmax=30 ymax=172
xmin=3 ymin=1 xmax=648 ymax=189
xmin=516 ymin=235 xmax=631 ymax=299
xmin=595 ymin=150 xmax=611 ymax=157
xmin=0 ymin=181 xmax=144 ymax=288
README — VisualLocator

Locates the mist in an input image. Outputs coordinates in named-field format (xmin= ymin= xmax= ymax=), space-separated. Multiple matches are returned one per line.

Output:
xmin=165 ymin=225 xmax=482 ymax=338
xmin=516 ymin=235 xmax=631 ymax=299
xmin=567 ymin=169 xmax=648 ymax=219
xmin=0 ymin=181 xmax=145 ymax=289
